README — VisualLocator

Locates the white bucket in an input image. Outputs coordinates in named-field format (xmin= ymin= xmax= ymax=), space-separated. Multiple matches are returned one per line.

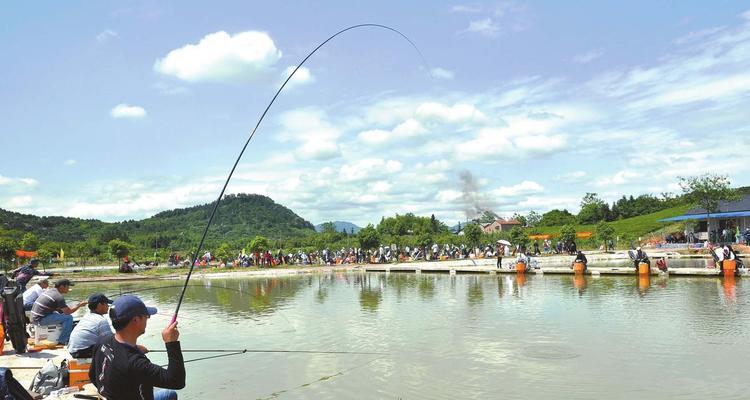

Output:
xmin=34 ymin=323 xmax=63 ymax=343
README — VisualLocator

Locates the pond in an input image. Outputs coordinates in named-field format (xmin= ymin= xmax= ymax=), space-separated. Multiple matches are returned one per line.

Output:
xmin=77 ymin=272 xmax=749 ymax=399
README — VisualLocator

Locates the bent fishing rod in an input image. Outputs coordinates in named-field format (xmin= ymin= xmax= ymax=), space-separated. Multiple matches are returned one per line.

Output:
xmin=172 ymin=24 xmax=427 ymax=324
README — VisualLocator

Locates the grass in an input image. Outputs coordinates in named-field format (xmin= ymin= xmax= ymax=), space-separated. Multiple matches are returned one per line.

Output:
xmin=528 ymin=205 xmax=691 ymax=246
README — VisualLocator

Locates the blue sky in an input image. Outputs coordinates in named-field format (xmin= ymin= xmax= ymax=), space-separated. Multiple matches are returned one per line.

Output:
xmin=2 ymin=1 xmax=750 ymax=226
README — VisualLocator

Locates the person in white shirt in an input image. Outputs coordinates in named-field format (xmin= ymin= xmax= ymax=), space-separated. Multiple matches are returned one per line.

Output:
xmin=22 ymin=277 xmax=49 ymax=311
xmin=67 ymin=293 xmax=114 ymax=358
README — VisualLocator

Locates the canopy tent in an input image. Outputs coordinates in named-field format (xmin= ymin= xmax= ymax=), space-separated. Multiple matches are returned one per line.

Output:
xmin=658 ymin=210 xmax=750 ymax=222
xmin=14 ymin=250 xmax=37 ymax=258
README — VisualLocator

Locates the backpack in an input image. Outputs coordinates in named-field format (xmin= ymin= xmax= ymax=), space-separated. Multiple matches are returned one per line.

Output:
xmin=29 ymin=359 xmax=67 ymax=396
xmin=0 ymin=368 xmax=34 ymax=400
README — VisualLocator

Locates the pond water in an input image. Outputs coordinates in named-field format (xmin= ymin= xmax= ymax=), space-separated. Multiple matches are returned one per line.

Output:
xmin=77 ymin=272 xmax=749 ymax=400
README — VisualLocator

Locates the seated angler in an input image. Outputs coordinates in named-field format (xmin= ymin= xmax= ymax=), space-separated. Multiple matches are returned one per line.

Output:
xmin=573 ymin=251 xmax=588 ymax=272
xmin=633 ymin=247 xmax=650 ymax=272
xmin=30 ymin=279 xmax=87 ymax=345
xmin=22 ymin=277 xmax=49 ymax=311
xmin=67 ymin=293 xmax=114 ymax=358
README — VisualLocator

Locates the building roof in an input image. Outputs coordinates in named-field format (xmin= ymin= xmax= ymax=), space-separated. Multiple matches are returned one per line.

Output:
xmin=685 ymin=194 xmax=750 ymax=214
xmin=494 ymin=218 xmax=522 ymax=225
xmin=659 ymin=210 xmax=750 ymax=222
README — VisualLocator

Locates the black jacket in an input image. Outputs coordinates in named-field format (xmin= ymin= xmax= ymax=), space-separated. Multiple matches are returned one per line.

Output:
xmin=89 ymin=334 xmax=185 ymax=400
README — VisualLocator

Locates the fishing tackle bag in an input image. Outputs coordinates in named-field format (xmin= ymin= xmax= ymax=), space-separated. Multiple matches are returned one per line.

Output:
xmin=29 ymin=359 xmax=67 ymax=396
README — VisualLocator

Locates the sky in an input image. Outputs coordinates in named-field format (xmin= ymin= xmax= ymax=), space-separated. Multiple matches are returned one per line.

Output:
xmin=2 ymin=1 xmax=750 ymax=227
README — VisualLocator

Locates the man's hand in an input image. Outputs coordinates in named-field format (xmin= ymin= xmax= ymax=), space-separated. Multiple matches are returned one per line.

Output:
xmin=162 ymin=321 xmax=179 ymax=343
xmin=78 ymin=300 xmax=88 ymax=308
xmin=136 ymin=344 xmax=149 ymax=354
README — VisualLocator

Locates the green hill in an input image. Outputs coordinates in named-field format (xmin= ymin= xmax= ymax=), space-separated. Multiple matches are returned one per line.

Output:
xmin=0 ymin=194 xmax=315 ymax=251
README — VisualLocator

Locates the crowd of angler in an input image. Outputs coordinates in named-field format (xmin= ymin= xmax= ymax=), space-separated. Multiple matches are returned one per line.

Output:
xmin=165 ymin=239 xmax=581 ymax=268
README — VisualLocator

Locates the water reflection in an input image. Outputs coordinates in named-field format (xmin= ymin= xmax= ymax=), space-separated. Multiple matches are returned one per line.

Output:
xmin=573 ymin=275 xmax=587 ymax=295
xmin=357 ymin=273 xmax=382 ymax=312
xmin=73 ymin=272 xmax=750 ymax=400
xmin=467 ymin=276 xmax=484 ymax=306
xmin=722 ymin=274 xmax=737 ymax=303
xmin=638 ymin=275 xmax=651 ymax=295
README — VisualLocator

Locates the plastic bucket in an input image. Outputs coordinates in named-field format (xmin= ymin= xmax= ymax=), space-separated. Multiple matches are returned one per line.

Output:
xmin=516 ymin=262 xmax=526 ymax=273
xmin=723 ymin=259 xmax=737 ymax=271
xmin=573 ymin=262 xmax=585 ymax=274
xmin=34 ymin=323 xmax=63 ymax=344
xmin=638 ymin=262 xmax=650 ymax=275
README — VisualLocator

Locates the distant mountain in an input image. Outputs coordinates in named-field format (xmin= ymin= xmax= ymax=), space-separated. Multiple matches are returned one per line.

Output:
xmin=315 ymin=221 xmax=361 ymax=234
xmin=0 ymin=194 xmax=315 ymax=248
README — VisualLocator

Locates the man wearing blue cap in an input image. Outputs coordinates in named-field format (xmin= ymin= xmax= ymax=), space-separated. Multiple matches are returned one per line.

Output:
xmin=90 ymin=295 xmax=184 ymax=400
xmin=67 ymin=293 xmax=114 ymax=358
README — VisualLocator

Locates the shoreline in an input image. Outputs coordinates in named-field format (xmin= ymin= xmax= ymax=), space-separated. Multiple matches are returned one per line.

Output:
xmin=52 ymin=251 xmax=747 ymax=283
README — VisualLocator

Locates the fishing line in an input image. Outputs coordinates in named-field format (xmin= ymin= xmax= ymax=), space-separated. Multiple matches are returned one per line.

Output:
xmin=159 ymin=349 xmax=385 ymax=367
xmin=153 ymin=349 xmax=384 ymax=355
xmin=172 ymin=23 xmax=428 ymax=324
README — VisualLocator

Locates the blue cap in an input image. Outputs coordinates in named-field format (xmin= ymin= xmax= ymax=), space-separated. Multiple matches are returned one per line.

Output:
xmin=110 ymin=295 xmax=157 ymax=321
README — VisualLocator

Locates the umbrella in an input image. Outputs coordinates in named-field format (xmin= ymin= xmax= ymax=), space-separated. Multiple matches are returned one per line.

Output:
xmin=497 ymin=240 xmax=511 ymax=246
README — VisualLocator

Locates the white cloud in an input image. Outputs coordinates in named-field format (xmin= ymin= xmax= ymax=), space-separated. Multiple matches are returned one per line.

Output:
xmin=592 ymin=170 xmax=643 ymax=187
xmin=673 ymin=27 xmax=724 ymax=45
xmin=110 ymin=104 xmax=146 ymax=119
xmin=415 ymin=102 xmax=485 ymax=124
xmin=282 ymin=65 xmax=315 ymax=88
xmin=466 ymin=18 xmax=500 ymax=37
xmin=555 ymin=171 xmax=587 ymax=182
xmin=451 ymin=5 xmax=482 ymax=13
xmin=63 ymin=159 xmax=77 ymax=166
xmin=296 ymin=141 xmax=340 ymax=161
xmin=430 ymin=67 xmax=455 ymax=80
xmin=154 ymin=31 xmax=282 ymax=82
xmin=0 ymin=175 xmax=38 ymax=186
xmin=514 ymin=134 xmax=567 ymax=154
xmin=490 ymin=181 xmax=544 ymax=197
xmin=573 ymin=49 xmax=603 ymax=64
xmin=6 ymin=196 xmax=33 ymax=208
xmin=357 ymin=129 xmax=391 ymax=145
xmin=392 ymin=119 xmax=427 ymax=137
xmin=96 ymin=29 xmax=118 ymax=43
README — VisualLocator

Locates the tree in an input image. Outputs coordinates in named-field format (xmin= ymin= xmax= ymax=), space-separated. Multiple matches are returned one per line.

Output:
xmin=357 ymin=224 xmax=380 ymax=250
xmin=214 ymin=242 xmax=232 ymax=263
xmin=577 ymin=193 xmax=606 ymax=224
xmin=37 ymin=242 xmax=61 ymax=263
xmin=509 ymin=226 xmax=529 ymax=250
xmin=511 ymin=213 xmax=528 ymax=227
xmin=560 ymin=224 xmax=577 ymax=245
xmin=595 ymin=221 xmax=615 ymax=251
xmin=463 ymin=223 xmax=482 ymax=247
xmin=477 ymin=210 xmax=500 ymax=224
xmin=679 ymin=174 xmax=740 ymax=237
xmin=526 ymin=211 xmax=541 ymax=227
xmin=108 ymin=239 xmax=134 ymax=263
xmin=248 ymin=236 xmax=269 ymax=253
xmin=0 ymin=237 xmax=17 ymax=273
xmin=320 ymin=222 xmax=337 ymax=235
xmin=538 ymin=209 xmax=576 ymax=226
xmin=19 ymin=232 xmax=39 ymax=251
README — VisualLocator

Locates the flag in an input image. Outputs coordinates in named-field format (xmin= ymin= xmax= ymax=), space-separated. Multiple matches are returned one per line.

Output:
xmin=59 ymin=248 xmax=65 ymax=260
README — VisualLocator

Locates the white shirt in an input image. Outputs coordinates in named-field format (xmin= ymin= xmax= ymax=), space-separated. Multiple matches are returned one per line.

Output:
xmin=22 ymin=284 xmax=44 ymax=305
